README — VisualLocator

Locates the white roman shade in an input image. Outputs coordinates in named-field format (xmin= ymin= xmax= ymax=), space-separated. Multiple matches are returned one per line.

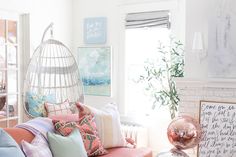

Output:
xmin=125 ymin=10 xmax=170 ymax=29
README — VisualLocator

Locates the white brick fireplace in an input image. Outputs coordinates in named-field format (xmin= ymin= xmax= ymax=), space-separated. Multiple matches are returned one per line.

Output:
xmin=175 ymin=78 xmax=236 ymax=157
xmin=176 ymin=78 xmax=236 ymax=120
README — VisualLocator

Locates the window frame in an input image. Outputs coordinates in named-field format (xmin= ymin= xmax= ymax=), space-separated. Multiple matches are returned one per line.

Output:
xmin=0 ymin=11 xmax=20 ymax=128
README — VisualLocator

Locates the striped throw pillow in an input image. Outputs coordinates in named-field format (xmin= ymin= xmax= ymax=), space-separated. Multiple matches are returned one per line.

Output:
xmin=76 ymin=102 xmax=126 ymax=149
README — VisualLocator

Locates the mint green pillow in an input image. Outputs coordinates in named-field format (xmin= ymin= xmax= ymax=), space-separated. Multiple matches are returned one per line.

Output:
xmin=47 ymin=129 xmax=87 ymax=157
xmin=0 ymin=129 xmax=25 ymax=157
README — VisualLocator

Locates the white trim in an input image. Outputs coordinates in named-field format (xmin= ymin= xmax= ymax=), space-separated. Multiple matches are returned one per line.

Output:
xmin=0 ymin=10 xmax=19 ymax=21
xmin=19 ymin=14 xmax=30 ymax=123
xmin=0 ymin=11 xmax=22 ymax=127
xmin=175 ymin=77 xmax=236 ymax=89
xmin=118 ymin=0 xmax=177 ymax=7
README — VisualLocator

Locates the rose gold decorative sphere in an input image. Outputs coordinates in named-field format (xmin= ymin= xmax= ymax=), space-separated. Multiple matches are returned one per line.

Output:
xmin=167 ymin=115 xmax=202 ymax=150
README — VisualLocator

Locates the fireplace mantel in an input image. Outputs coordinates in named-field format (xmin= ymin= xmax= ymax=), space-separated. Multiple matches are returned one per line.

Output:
xmin=175 ymin=78 xmax=236 ymax=88
xmin=175 ymin=77 xmax=236 ymax=119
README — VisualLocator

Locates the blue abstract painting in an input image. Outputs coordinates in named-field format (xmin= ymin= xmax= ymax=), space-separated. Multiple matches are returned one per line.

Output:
xmin=77 ymin=47 xmax=111 ymax=96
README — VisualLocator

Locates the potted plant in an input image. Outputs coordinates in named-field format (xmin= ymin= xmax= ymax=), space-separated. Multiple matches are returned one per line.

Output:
xmin=137 ymin=38 xmax=184 ymax=119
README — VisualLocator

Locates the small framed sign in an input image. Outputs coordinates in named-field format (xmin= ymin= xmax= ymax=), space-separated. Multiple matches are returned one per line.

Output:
xmin=84 ymin=17 xmax=107 ymax=44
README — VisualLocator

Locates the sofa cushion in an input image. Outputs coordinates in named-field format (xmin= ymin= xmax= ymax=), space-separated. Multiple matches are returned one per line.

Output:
xmin=47 ymin=129 xmax=87 ymax=157
xmin=102 ymin=147 xmax=152 ymax=157
xmin=21 ymin=134 xmax=53 ymax=157
xmin=4 ymin=128 xmax=34 ymax=144
xmin=0 ymin=129 xmax=25 ymax=157
xmin=4 ymin=127 xmax=152 ymax=157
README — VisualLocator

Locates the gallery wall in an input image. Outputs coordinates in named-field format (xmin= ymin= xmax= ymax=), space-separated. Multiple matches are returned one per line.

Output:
xmin=72 ymin=0 xmax=121 ymax=109
xmin=72 ymin=0 xmax=185 ymax=153
xmin=72 ymin=0 xmax=186 ymax=112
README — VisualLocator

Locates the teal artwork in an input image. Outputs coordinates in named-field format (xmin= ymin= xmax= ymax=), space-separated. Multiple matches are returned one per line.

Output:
xmin=77 ymin=47 xmax=111 ymax=96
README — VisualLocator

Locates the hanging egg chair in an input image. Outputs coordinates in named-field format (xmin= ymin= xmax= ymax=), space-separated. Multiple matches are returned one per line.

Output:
xmin=24 ymin=23 xmax=84 ymax=117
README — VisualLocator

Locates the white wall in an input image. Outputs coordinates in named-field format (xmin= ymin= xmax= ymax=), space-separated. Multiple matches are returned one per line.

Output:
xmin=184 ymin=0 xmax=210 ymax=79
xmin=0 ymin=0 xmax=73 ymax=50
xmin=72 ymin=0 xmax=121 ymax=109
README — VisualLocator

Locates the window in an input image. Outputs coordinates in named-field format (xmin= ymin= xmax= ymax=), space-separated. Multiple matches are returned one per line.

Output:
xmin=0 ymin=16 xmax=19 ymax=127
xmin=124 ymin=11 xmax=171 ymax=116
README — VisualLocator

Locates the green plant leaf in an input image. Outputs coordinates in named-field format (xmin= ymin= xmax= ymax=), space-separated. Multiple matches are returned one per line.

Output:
xmin=136 ymin=37 xmax=184 ymax=119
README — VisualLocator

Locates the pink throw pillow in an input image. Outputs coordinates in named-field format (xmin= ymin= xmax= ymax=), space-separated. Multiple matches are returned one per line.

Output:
xmin=49 ymin=114 xmax=79 ymax=122
xmin=78 ymin=114 xmax=107 ymax=156
xmin=45 ymin=99 xmax=72 ymax=117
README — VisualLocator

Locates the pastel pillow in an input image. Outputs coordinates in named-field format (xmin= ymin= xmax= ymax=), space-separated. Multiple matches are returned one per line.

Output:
xmin=0 ymin=129 xmax=25 ymax=157
xmin=49 ymin=114 xmax=78 ymax=122
xmin=21 ymin=134 xmax=53 ymax=157
xmin=26 ymin=91 xmax=56 ymax=117
xmin=47 ymin=129 xmax=87 ymax=157
xmin=45 ymin=99 xmax=72 ymax=117
xmin=76 ymin=102 xmax=126 ymax=148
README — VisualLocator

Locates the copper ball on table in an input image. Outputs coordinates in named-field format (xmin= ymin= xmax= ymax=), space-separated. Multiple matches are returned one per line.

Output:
xmin=167 ymin=115 xmax=202 ymax=150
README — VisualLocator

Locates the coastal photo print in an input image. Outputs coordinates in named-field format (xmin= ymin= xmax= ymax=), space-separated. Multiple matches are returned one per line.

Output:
xmin=77 ymin=47 xmax=111 ymax=96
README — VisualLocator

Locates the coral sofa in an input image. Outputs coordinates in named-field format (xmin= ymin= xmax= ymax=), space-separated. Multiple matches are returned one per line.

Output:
xmin=4 ymin=128 xmax=152 ymax=157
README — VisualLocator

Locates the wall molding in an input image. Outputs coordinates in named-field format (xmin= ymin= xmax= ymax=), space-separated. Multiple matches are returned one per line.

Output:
xmin=175 ymin=77 xmax=236 ymax=88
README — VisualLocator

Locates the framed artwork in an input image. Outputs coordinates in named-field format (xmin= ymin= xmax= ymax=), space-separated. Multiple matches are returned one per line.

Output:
xmin=84 ymin=17 xmax=107 ymax=44
xmin=198 ymin=100 xmax=236 ymax=157
xmin=208 ymin=0 xmax=236 ymax=78
xmin=77 ymin=47 xmax=111 ymax=96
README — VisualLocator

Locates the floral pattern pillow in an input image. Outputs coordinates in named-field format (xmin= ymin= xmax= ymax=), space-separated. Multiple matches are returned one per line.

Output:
xmin=53 ymin=120 xmax=77 ymax=136
xmin=78 ymin=114 xmax=107 ymax=156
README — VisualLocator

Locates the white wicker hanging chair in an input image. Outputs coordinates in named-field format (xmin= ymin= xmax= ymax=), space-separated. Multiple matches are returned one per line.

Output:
xmin=24 ymin=23 xmax=84 ymax=117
